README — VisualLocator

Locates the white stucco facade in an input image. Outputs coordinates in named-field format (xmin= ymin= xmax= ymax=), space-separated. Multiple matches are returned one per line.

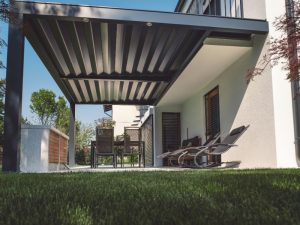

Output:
xmin=152 ymin=0 xmax=299 ymax=168
xmin=266 ymin=0 xmax=298 ymax=167
xmin=112 ymin=105 xmax=141 ymax=136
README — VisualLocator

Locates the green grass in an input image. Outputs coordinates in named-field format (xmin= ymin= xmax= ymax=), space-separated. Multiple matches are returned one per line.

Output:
xmin=0 ymin=169 xmax=300 ymax=225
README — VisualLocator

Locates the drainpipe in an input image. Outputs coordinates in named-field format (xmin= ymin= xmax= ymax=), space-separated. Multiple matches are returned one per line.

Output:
xmin=285 ymin=0 xmax=300 ymax=165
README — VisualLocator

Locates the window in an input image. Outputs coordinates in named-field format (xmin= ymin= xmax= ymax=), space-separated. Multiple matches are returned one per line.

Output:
xmin=162 ymin=113 xmax=181 ymax=153
xmin=184 ymin=0 xmax=221 ymax=16
xmin=205 ymin=86 xmax=220 ymax=140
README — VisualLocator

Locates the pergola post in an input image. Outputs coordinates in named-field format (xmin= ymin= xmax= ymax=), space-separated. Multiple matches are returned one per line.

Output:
xmin=68 ymin=102 xmax=76 ymax=166
xmin=3 ymin=14 xmax=25 ymax=172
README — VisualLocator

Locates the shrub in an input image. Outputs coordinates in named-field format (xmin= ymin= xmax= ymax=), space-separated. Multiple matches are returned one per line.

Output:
xmin=75 ymin=149 xmax=86 ymax=165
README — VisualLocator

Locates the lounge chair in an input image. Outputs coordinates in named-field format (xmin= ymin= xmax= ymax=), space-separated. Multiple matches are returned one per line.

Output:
xmin=157 ymin=136 xmax=201 ymax=166
xmin=181 ymin=125 xmax=249 ymax=168
xmin=177 ymin=133 xmax=220 ymax=167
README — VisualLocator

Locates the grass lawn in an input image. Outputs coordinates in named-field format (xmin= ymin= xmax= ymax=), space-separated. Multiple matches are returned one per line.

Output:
xmin=0 ymin=169 xmax=300 ymax=225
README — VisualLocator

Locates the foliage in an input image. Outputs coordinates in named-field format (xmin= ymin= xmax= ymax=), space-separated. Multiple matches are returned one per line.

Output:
xmin=0 ymin=0 xmax=11 ymax=23
xmin=30 ymin=89 xmax=57 ymax=125
xmin=76 ymin=122 xmax=94 ymax=150
xmin=0 ymin=0 xmax=20 ymax=133
xmin=0 ymin=80 xmax=31 ymax=137
xmin=95 ymin=117 xmax=115 ymax=129
xmin=0 ymin=169 xmax=300 ymax=225
xmin=0 ymin=79 xmax=5 ymax=137
xmin=21 ymin=117 xmax=31 ymax=125
xmin=30 ymin=90 xmax=72 ymax=135
xmin=75 ymin=149 xmax=86 ymax=165
xmin=247 ymin=0 xmax=300 ymax=82
xmin=97 ymin=155 xmax=113 ymax=165
xmin=29 ymin=88 xmax=94 ymax=149
xmin=0 ymin=0 xmax=10 ymax=69
xmin=55 ymin=96 xmax=70 ymax=134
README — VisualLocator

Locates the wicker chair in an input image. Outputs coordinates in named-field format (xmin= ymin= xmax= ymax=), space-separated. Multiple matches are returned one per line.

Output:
xmin=123 ymin=127 xmax=142 ymax=167
xmin=95 ymin=128 xmax=116 ymax=167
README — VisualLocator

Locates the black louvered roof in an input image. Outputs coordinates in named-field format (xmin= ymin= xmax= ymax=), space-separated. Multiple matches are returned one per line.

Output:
xmin=16 ymin=1 xmax=268 ymax=105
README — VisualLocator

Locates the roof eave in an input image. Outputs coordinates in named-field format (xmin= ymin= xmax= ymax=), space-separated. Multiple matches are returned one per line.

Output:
xmin=15 ymin=1 xmax=269 ymax=34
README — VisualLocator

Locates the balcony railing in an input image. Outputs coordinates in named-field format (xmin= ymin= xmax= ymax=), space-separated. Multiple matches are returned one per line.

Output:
xmin=178 ymin=0 xmax=244 ymax=18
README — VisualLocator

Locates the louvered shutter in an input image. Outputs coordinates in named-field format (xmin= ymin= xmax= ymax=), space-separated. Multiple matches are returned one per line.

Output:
xmin=205 ymin=87 xmax=220 ymax=140
xmin=141 ymin=115 xmax=153 ymax=167
xmin=162 ymin=113 xmax=181 ymax=153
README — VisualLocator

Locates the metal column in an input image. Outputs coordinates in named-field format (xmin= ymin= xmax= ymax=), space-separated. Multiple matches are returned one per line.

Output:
xmin=68 ymin=102 xmax=76 ymax=166
xmin=3 ymin=14 xmax=25 ymax=172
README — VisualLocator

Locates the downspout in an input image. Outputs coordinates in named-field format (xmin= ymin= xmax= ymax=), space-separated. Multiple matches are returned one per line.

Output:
xmin=286 ymin=0 xmax=300 ymax=166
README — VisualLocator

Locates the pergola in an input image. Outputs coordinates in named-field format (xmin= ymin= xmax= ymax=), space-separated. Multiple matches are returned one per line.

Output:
xmin=3 ymin=1 xmax=268 ymax=171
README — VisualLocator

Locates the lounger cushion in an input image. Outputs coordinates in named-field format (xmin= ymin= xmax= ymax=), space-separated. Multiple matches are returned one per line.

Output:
xmin=186 ymin=142 xmax=192 ymax=147
xmin=230 ymin=126 xmax=245 ymax=136
xmin=182 ymin=136 xmax=199 ymax=147
xmin=182 ymin=140 xmax=188 ymax=147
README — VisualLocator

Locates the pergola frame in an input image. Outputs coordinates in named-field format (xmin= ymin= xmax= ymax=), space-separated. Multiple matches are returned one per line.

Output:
xmin=3 ymin=1 xmax=268 ymax=171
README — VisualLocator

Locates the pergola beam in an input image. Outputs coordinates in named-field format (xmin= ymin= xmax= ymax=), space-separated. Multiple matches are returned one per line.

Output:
xmin=24 ymin=19 xmax=75 ymax=103
xmin=61 ymin=73 xmax=171 ymax=82
xmin=75 ymin=100 xmax=155 ymax=105
xmin=16 ymin=1 xmax=268 ymax=34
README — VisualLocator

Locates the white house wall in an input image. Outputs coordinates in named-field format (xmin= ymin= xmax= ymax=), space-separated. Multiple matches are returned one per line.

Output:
xmin=266 ymin=0 xmax=298 ymax=167
xmin=243 ymin=0 xmax=266 ymax=20
xmin=155 ymin=0 xmax=298 ymax=168
xmin=112 ymin=105 xmax=140 ymax=136
xmin=181 ymin=34 xmax=278 ymax=168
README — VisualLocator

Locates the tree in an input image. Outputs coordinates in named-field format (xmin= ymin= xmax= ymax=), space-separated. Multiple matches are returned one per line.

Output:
xmin=0 ymin=0 xmax=15 ymax=69
xmin=0 ymin=0 xmax=11 ymax=23
xmin=30 ymin=89 xmax=57 ymax=125
xmin=247 ymin=0 xmax=300 ymax=82
xmin=29 ymin=89 xmax=74 ymax=134
xmin=75 ymin=149 xmax=86 ymax=165
xmin=76 ymin=122 xmax=95 ymax=150
xmin=95 ymin=117 xmax=115 ymax=129
xmin=75 ymin=122 xmax=94 ymax=165
xmin=21 ymin=117 xmax=31 ymax=125
xmin=0 ymin=79 xmax=5 ymax=139
xmin=55 ymin=96 xmax=70 ymax=134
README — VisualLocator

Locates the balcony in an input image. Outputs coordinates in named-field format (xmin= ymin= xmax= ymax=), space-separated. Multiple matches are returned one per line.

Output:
xmin=175 ymin=0 xmax=263 ymax=19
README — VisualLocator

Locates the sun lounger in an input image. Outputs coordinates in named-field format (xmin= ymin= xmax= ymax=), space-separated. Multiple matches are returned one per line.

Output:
xmin=179 ymin=125 xmax=249 ymax=168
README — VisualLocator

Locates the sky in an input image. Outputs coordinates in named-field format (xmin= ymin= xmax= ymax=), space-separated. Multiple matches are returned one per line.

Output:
xmin=0 ymin=0 xmax=178 ymax=125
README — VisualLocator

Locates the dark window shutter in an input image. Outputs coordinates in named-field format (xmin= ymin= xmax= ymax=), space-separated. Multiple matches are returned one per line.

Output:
xmin=205 ymin=87 xmax=220 ymax=139
xmin=141 ymin=115 xmax=153 ymax=167
xmin=162 ymin=113 xmax=181 ymax=153
xmin=211 ymin=94 xmax=220 ymax=135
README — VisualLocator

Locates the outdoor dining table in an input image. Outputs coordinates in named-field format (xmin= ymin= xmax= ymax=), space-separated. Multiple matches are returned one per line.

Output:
xmin=90 ymin=140 xmax=145 ymax=168
xmin=114 ymin=140 xmax=145 ymax=168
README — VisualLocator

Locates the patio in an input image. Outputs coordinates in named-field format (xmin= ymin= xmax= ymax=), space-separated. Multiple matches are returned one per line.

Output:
xmin=57 ymin=165 xmax=192 ymax=173
xmin=3 ymin=1 xmax=268 ymax=172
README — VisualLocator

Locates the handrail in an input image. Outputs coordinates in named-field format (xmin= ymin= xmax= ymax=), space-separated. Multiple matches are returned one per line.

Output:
xmin=178 ymin=0 xmax=244 ymax=19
